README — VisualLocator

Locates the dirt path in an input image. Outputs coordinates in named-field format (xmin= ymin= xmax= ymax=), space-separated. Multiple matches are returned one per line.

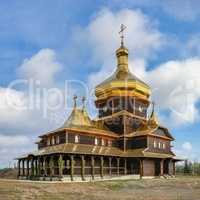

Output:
xmin=0 ymin=176 xmax=200 ymax=200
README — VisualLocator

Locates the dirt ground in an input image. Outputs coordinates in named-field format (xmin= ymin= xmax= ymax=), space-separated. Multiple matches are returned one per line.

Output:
xmin=0 ymin=176 xmax=199 ymax=200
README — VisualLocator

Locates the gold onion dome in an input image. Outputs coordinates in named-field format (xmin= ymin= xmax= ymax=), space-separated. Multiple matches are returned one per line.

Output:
xmin=95 ymin=26 xmax=151 ymax=101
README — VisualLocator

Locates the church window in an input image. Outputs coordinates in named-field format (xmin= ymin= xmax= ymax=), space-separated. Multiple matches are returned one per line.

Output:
xmin=102 ymin=138 xmax=105 ymax=146
xmin=56 ymin=135 xmax=59 ymax=144
xmin=153 ymin=140 xmax=157 ymax=148
xmin=75 ymin=135 xmax=79 ymax=143
xmin=52 ymin=136 xmax=55 ymax=145
xmin=47 ymin=137 xmax=50 ymax=146
xmin=163 ymin=143 xmax=166 ymax=149
xmin=158 ymin=142 xmax=161 ymax=149
xmin=108 ymin=140 xmax=112 ymax=147
xmin=95 ymin=137 xmax=98 ymax=145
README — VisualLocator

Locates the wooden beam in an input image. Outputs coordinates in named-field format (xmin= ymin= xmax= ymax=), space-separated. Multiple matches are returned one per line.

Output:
xmin=27 ymin=160 xmax=29 ymax=178
xmin=59 ymin=154 xmax=63 ymax=177
xmin=160 ymin=159 xmax=164 ymax=176
xmin=22 ymin=160 xmax=25 ymax=176
xmin=91 ymin=156 xmax=95 ymax=180
xmin=117 ymin=158 xmax=120 ymax=175
xmin=124 ymin=158 xmax=127 ymax=175
xmin=70 ymin=155 xmax=74 ymax=181
xmin=140 ymin=159 xmax=143 ymax=178
xmin=81 ymin=155 xmax=85 ymax=181
xmin=109 ymin=157 xmax=112 ymax=176
xmin=17 ymin=159 xmax=21 ymax=177
xmin=100 ymin=156 xmax=104 ymax=178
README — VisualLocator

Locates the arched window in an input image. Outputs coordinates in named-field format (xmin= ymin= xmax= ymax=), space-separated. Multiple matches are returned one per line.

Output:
xmin=75 ymin=135 xmax=79 ymax=143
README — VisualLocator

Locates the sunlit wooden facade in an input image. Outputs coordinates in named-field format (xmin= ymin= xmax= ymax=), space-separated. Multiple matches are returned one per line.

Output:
xmin=17 ymin=32 xmax=177 ymax=181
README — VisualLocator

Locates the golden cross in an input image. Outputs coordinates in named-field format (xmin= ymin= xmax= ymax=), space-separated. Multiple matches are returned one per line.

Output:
xmin=119 ymin=24 xmax=126 ymax=47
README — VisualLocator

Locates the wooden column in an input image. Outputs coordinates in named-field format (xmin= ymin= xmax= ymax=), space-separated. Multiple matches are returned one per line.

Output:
xmin=173 ymin=161 xmax=176 ymax=176
xmin=27 ymin=160 xmax=29 ymax=178
xmin=18 ymin=159 xmax=21 ymax=177
xmin=124 ymin=158 xmax=127 ymax=175
xmin=43 ymin=156 xmax=47 ymax=176
xmin=91 ymin=156 xmax=95 ymax=180
xmin=58 ymin=154 xmax=63 ymax=177
xmin=117 ymin=158 xmax=120 ymax=175
xmin=81 ymin=155 xmax=85 ymax=181
xmin=49 ymin=156 xmax=54 ymax=177
xmin=109 ymin=157 xmax=112 ymax=176
xmin=100 ymin=156 xmax=104 ymax=178
xmin=22 ymin=160 xmax=25 ymax=176
xmin=35 ymin=159 xmax=38 ymax=176
xmin=140 ymin=159 xmax=143 ymax=178
xmin=31 ymin=158 xmax=34 ymax=177
xmin=160 ymin=159 xmax=164 ymax=176
xmin=37 ymin=157 xmax=41 ymax=177
xmin=70 ymin=155 xmax=74 ymax=181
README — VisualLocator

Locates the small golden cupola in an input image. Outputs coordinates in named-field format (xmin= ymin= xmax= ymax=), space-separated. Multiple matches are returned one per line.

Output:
xmin=62 ymin=95 xmax=93 ymax=128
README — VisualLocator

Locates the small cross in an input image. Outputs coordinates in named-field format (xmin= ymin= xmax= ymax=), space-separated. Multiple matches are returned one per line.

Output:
xmin=73 ymin=95 xmax=77 ymax=108
xmin=119 ymin=24 xmax=127 ymax=47
xmin=82 ymin=96 xmax=86 ymax=109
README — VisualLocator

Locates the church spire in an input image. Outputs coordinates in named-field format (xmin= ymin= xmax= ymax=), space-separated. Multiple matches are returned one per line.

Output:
xmin=116 ymin=24 xmax=129 ymax=78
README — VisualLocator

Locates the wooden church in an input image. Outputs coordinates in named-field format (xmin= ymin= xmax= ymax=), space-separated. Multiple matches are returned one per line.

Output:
xmin=17 ymin=25 xmax=178 ymax=181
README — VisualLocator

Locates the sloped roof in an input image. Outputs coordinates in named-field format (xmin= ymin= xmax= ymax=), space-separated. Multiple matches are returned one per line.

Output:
xmin=17 ymin=143 xmax=174 ymax=159
xmin=62 ymin=108 xmax=93 ymax=128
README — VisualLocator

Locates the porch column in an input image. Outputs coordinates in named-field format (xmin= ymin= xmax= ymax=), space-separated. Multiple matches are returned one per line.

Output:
xmin=35 ymin=159 xmax=38 ymax=176
xmin=91 ymin=156 xmax=95 ymax=180
xmin=37 ymin=157 xmax=41 ymax=177
xmin=124 ymin=158 xmax=127 ymax=175
xmin=58 ymin=154 xmax=63 ymax=177
xmin=70 ymin=155 xmax=74 ymax=181
xmin=169 ymin=159 xmax=172 ymax=175
xmin=49 ymin=156 xmax=54 ymax=177
xmin=140 ymin=159 xmax=143 ymax=178
xmin=117 ymin=157 xmax=120 ymax=175
xmin=173 ymin=161 xmax=176 ymax=176
xmin=22 ymin=159 xmax=25 ymax=176
xmin=81 ymin=155 xmax=85 ymax=181
xmin=160 ymin=159 xmax=164 ymax=176
xmin=43 ymin=156 xmax=47 ymax=176
xmin=27 ymin=160 xmax=29 ymax=177
xmin=31 ymin=158 xmax=34 ymax=176
xmin=109 ymin=157 xmax=112 ymax=176
xmin=18 ymin=159 xmax=21 ymax=177
xmin=100 ymin=156 xmax=104 ymax=178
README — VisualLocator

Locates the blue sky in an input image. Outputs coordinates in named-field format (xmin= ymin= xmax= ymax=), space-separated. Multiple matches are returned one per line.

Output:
xmin=0 ymin=0 xmax=200 ymax=167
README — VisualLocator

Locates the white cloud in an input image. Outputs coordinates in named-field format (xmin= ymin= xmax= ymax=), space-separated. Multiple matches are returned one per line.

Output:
xmin=75 ymin=8 xmax=163 ymax=65
xmin=146 ymin=58 xmax=200 ymax=126
xmin=182 ymin=142 xmax=192 ymax=151
xmin=0 ymin=134 xmax=30 ymax=147
xmin=18 ymin=49 xmax=62 ymax=87
xmin=112 ymin=0 xmax=200 ymax=21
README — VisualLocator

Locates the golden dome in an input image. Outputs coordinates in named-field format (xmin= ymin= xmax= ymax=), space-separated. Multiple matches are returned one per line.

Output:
xmin=95 ymin=45 xmax=151 ymax=101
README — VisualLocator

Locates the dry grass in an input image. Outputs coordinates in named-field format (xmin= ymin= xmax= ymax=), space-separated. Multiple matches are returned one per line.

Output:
xmin=0 ymin=176 xmax=200 ymax=200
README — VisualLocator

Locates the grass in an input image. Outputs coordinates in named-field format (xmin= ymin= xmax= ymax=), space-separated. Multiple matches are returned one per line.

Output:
xmin=0 ymin=176 xmax=200 ymax=200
